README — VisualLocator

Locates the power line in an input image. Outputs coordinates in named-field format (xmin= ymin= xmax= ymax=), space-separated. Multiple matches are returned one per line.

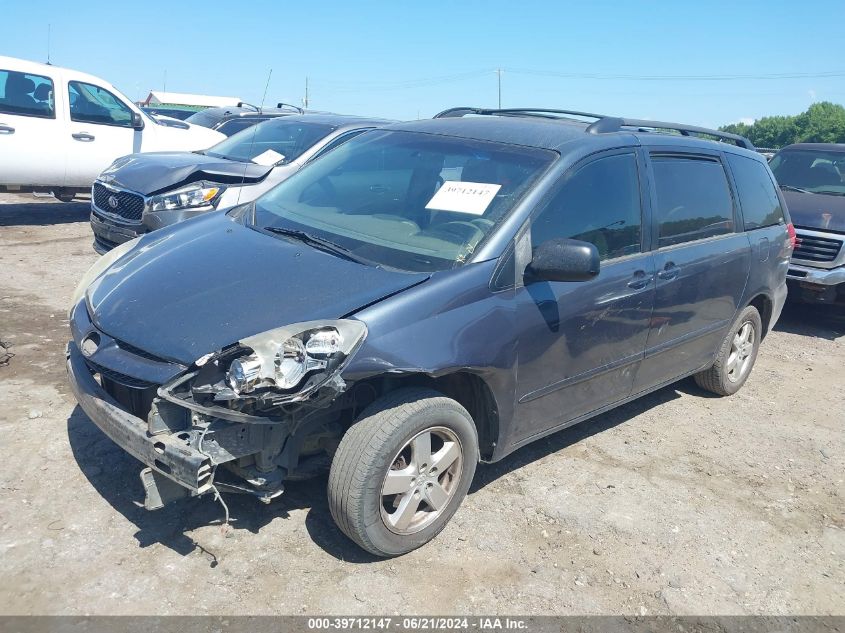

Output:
xmin=312 ymin=67 xmax=845 ymax=94
xmin=504 ymin=67 xmax=845 ymax=81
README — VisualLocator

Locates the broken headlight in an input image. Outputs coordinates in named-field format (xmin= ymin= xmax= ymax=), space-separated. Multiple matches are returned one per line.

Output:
xmin=225 ymin=320 xmax=366 ymax=395
xmin=148 ymin=181 xmax=225 ymax=212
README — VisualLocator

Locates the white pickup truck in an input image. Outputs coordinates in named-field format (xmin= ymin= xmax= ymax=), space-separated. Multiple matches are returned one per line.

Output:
xmin=0 ymin=56 xmax=224 ymax=200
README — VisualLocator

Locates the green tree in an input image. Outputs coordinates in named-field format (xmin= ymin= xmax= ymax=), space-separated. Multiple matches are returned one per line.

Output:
xmin=720 ymin=102 xmax=845 ymax=147
xmin=794 ymin=102 xmax=845 ymax=143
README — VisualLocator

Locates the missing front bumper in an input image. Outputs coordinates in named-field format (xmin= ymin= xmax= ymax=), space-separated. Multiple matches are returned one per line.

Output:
xmin=67 ymin=342 xmax=213 ymax=495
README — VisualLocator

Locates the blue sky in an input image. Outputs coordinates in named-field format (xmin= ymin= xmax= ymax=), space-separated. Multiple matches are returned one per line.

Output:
xmin=4 ymin=0 xmax=844 ymax=127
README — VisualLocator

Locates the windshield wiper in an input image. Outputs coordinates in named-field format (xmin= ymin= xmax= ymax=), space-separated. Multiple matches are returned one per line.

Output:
xmin=815 ymin=190 xmax=845 ymax=197
xmin=779 ymin=184 xmax=815 ymax=194
xmin=262 ymin=226 xmax=375 ymax=266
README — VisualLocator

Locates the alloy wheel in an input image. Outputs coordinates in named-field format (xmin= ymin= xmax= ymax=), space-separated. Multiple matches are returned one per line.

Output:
xmin=380 ymin=426 xmax=463 ymax=535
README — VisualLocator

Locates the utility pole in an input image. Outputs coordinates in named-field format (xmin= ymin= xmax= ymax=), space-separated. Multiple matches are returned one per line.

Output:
xmin=303 ymin=76 xmax=310 ymax=109
xmin=496 ymin=68 xmax=503 ymax=109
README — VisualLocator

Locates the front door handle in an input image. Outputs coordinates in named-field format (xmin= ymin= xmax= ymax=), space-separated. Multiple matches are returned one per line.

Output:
xmin=657 ymin=262 xmax=680 ymax=280
xmin=72 ymin=132 xmax=95 ymax=142
xmin=627 ymin=270 xmax=652 ymax=290
xmin=0 ymin=124 xmax=14 ymax=134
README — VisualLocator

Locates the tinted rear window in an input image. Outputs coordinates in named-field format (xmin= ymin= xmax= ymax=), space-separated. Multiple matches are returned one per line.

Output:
xmin=0 ymin=69 xmax=55 ymax=118
xmin=651 ymin=155 xmax=734 ymax=247
xmin=726 ymin=154 xmax=785 ymax=230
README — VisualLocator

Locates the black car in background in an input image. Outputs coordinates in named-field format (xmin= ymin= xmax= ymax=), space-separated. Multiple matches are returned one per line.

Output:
xmin=67 ymin=107 xmax=793 ymax=556
xmin=186 ymin=102 xmax=304 ymax=136
xmin=771 ymin=143 xmax=845 ymax=305
xmin=141 ymin=106 xmax=197 ymax=121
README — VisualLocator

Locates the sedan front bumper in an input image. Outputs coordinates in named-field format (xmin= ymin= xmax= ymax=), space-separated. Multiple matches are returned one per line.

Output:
xmin=66 ymin=341 xmax=213 ymax=494
xmin=90 ymin=212 xmax=144 ymax=254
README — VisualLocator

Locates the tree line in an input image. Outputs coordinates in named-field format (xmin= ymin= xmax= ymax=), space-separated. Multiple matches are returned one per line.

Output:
xmin=719 ymin=102 xmax=845 ymax=148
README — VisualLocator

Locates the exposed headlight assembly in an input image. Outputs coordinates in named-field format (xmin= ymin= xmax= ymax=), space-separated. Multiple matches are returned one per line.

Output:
xmin=148 ymin=181 xmax=225 ymax=212
xmin=226 ymin=320 xmax=367 ymax=397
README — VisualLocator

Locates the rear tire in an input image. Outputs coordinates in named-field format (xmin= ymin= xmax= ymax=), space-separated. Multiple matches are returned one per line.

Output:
xmin=328 ymin=387 xmax=478 ymax=557
xmin=694 ymin=305 xmax=762 ymax=396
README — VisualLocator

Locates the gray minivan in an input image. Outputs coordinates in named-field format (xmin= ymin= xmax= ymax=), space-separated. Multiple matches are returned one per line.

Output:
xmin=67 ymin=108 xmax=793 ymax=556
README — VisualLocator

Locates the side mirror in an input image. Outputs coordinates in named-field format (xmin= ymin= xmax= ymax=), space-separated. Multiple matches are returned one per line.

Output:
xmin=131 ymin=112 xmax=145 ymax=130
xmin=526 ymin=238 xmax=600 ymax=283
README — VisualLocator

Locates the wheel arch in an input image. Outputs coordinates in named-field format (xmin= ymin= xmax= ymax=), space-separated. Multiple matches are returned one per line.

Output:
xmin=348 ymin=370 xmax=500 ymax=462
xmin=746 ymin=292 xmax=773 ymax=338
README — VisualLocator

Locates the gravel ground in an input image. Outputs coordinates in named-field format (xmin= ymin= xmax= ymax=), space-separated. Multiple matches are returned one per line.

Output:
xmin=0 ymin=193 xmax=842 ymax=615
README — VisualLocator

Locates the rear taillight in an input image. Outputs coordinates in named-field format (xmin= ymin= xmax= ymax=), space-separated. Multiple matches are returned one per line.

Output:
xmin=786 ymin=223 xmax=798 ymax=250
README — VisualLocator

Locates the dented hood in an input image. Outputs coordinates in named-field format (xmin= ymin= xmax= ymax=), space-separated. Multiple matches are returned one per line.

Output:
xmin=86 ymin=213 xmax=428 ymax=364
xmin=782 ymin=190 xmax=845 ymax=233
xmin=99 ymin=151 xmax=273 ymax=196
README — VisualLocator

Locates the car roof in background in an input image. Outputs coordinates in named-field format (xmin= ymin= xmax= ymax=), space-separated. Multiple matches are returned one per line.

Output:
xmin=256 ymin=113 xmax=397 ymax=129
xmin=189 ymin=103 xmax=304 ymax=120
xmin=778 ymin=143 xmax=845 ymax=153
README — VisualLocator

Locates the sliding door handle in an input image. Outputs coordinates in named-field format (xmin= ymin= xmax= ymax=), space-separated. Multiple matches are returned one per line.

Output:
xmin=0 ymin=124 xmax=14 ymax=134
xmin=657 ymin=262 xmax=680 ymax=280
xmin=72 ymin=132 xmax=95 ymax=142
xmin=627 ymin=270 xmax=652 ymax=290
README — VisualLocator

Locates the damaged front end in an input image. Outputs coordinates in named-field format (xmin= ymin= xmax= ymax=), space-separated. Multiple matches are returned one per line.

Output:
xmin=67 ymin=306 xmax=367 ymax=511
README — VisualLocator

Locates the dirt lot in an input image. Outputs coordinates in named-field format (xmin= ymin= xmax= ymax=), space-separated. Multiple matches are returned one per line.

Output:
xmin=0 ymin=193 xmax=842 ymax=616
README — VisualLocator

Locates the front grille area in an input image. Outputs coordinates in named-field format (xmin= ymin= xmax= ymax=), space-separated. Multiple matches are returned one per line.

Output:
xmin=85 ymin=358 xmax=157 ymax=389
xmin=92 ymin=183 xmax=145 ymax=222
xmin=793 ymin=232 xmax=843 ymax=263
xmin=114 ymin=338 xmax=169 ymax=363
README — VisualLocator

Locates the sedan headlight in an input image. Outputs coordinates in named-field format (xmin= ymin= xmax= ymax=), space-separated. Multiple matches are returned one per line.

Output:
xmin=148 ymin=181 xmax=225 ymax=212
xmin=225 ymin=320 xmax=367 ymax=395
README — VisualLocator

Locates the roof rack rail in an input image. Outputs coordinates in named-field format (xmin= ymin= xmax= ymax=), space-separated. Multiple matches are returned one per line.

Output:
xmin=585 ymin=117 xmax=754 ymax=149
xmin=433 ymin=107 xmax=754 ymax=150
xmin=434 ymin=107 xmax=608 ymax=120
xmin=276 ymin=102 xmax=304 ymax=113
xmin=236 ymin=101 xmax=259 ymax=112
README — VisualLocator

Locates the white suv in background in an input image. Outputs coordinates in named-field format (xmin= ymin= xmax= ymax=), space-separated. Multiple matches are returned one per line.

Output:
xmin=0 ymin=56 xmax=224 ymax=201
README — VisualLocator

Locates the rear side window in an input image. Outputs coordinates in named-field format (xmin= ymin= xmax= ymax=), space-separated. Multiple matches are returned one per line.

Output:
xmin=68 ymin=81 xmax=133 ymax=127
xmin=531 ymin=153 xmax=642 ymax=260
xmin=651 ymin=155 xmax=734 ymax=247
xmin=0 ymin=69 xmax=55 ymax=118
xmin=726 ymin=154 xmax=785 ymax=230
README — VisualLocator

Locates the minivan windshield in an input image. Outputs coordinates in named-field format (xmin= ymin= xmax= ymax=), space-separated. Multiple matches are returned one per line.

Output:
xmin=251 ymin=130 xmax=557 ymax=272
xmin=770 ymin=149 xmax=845 ymax=196
xmin=205 ymin=119 xmax=335 ymax=165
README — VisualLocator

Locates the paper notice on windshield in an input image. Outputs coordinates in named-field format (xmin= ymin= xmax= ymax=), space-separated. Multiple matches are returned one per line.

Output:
xmin=252 ymin=149 xmax=285 ymax=166
xmin=425 ymin=181 xmax=501 ymax=215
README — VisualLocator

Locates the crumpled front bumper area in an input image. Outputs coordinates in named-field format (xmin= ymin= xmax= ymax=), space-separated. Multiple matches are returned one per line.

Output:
xmin=89 ymin=211 xmax=145 ymax=254
xmin=67 ymin=342 xmax=213 ymax=494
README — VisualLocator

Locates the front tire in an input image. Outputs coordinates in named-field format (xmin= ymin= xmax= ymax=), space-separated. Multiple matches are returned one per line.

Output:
xmin=328 ymin=387 xmax=478 ymax=557
xmin=694 ymin=305 xmax=762 ymax=396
